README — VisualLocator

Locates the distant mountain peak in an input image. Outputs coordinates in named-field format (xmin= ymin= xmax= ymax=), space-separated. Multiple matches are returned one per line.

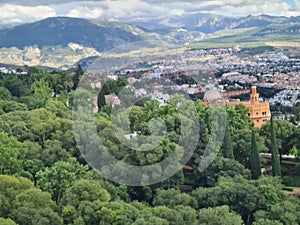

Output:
xmin=0 ymin=17 xmax=175 ymax=68
xmin=0 ymin=17 xmax=144 ymax=51
xmin=131 ymin=13 xmax=300 ymax=33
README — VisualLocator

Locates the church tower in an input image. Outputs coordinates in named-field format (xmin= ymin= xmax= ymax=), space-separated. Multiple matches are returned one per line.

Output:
xmin=200 ymin=86 xmax=271 ymax=128
xmin=250 ymin=86 xmax=259 ymax=104
xmin=245 ymin=86 xmax=271 ymax=127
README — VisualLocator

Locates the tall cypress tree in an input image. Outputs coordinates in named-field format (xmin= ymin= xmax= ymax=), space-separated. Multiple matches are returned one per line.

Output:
xmin=270 ymin=117 xmax=281 ymax=176
xmin=73 ymin=64 xmax=84 ymax=90
xmin=97 ymin=87 xmax=106 ymax=110
xmin=223 ymin=123 xmax=234 ymax=159
xmin=250 ymin=129 xmax=261 ymax=179
xmin=188 ymin=118 xmax=208 ymax=167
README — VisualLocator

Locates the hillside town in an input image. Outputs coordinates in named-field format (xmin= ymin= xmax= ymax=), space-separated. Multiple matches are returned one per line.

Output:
xmin=110 ymin=47 xmax=300 ymax=93
xmin=79 ymin=47 xmax=300 ymax=126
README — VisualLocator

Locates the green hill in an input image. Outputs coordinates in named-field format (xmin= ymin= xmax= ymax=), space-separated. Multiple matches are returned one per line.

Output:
xmin=189 ymin=24 xmax=300 ymax=49
xmin=0 ymin=17 xmax=168 ymax=68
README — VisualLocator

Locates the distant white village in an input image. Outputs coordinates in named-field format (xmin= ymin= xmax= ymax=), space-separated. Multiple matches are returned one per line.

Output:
xmin=270 ymin=89 xmax=300 ymax=107
xmin=0 ymin=67 xmax=28 ymax=75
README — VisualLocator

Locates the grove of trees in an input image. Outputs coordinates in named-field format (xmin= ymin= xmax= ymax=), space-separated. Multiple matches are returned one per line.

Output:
xmin=0 ymin=67 xmax=300 ymax=225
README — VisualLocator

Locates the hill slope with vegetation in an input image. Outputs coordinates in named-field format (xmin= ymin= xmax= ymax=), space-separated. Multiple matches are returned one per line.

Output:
xmin=0 ymin=66 xmax=299 ymax=224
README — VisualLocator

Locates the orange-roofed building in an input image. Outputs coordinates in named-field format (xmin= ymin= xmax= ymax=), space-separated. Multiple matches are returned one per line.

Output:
xmin=231 ymin=86 xmax=271 ymax=127
xmin=200 ymin=86 xmax=271 ymax=128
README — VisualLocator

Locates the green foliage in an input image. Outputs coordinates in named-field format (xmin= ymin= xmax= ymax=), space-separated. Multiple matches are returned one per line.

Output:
xmin=4 ymin=75 xmax=25 ymax=97
xmin=258 ymin=185 xmax=281 ymax=211
xmin=153 ymin=189 xmax=197 ymax=208
xmin=260 ymin=119 xmax=296 ymax=161
xmin=253 ymin=219 xmax=283 ymax=225
xmin=0 ymin=132 xmax=23 ymax=175
xmin=98 ymin=77 xmax=129 ymax=110
xmin=98 ymin=87 xmax=106 ymax=109
xmin=0 ymin=100 xmax=27 ymax=114
xmin=0 ymin=218 xmax=17 ymax=225
xmin=73 ymin=64 xmax=84 ymax=90
xmin=13 ymin=188 xmax=56 ymax=209
xmin=226 ymin=104 xmax=252 ymax=134
xmin=27 ymin=78 xmax=53 ymax=109
xmin=45 ymin=100 xmax=69 ymax=117
xmin=11 ymin=207 xmax=63 ymax=225
xmin=282 ymin=187 xmax=294 ymax=192
xmin=282 ymin=176 xmax=294 ymax=186
xmin=254 ymin=199 xmax=300 ymax=225
xmin=61 ymin=179 xmax=111 ymax=208
xmin=194 ymin=157 xmax=250 ymax=187
xmin=0 ymin=175 xmax=61 ymax=225
xmin=152 ymin=206 xmax=184 ymax=225
xmin=250 ymin=129 xmax=261 ymax=179
xmin=133 ymin=217 xmax=169 ymax=225
xmin=270 ymin=117 xmax=281 ymax=176
xmin=198 ymin=205 xmax=244 ymax=225
xmin=0 ymin=87 xmax=12 ymax=100
xmin=36 ymin=159 xmax=88 ymax=203
xmin=0 ymin=67 xmax=299 ymax=225
xmin=173 ymin=205 xmax=198 ymax=225
xmin=232 ymin=129 xmax=267 ymax=168
xmin=99 ymin=201 xmax=139 ymax=225
xmin=222 ymin=123 xmax=235 ymax=159
xmin=0 ymin=175 xmax=33 ymax=217
xmin=192 ymin=176 xmax=267 ymax=224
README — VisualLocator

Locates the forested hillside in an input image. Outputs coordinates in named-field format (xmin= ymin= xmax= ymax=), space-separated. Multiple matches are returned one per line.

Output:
xmin=0 ymin=67 xmax=300 ymax=225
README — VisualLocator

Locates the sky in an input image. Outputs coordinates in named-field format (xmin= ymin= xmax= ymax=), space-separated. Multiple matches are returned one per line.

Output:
xmin=0 ymin=0 xmax=299 ymax=25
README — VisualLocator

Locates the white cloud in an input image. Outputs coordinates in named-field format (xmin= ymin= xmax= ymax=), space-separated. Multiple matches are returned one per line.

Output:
xmin=100 ymin=0 xmax=165 ymax=19
xmin=0 ymin=0 xmax=99 ymax=6
xmin=67 ymin=7 xmax=103 ymax=18
xmin=218 ymin=0 xmax=296 ymax=16
xmin=0 ymin=1 xmax=299 ymax=25
xmin=0 ymin=4 xmax=56 ymax=24
xmin=290 ymin=0 xmax=300 ymax=14
xmin=153 ymin=0 xmax=294 ymax=17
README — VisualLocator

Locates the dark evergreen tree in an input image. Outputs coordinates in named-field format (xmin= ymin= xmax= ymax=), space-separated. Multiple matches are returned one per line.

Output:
xmin=250 ymin=129 xmax=261 ymax=179
xmin=188 ymin=118 xmax=208 ymax=167
xmin=270 ymin=117 xmax=281 ymax=177
xmin=222 ymin=123 xmax=234 ymax=159
xmin=72 ymin=64 xmax=84 ymax=90
xmin=97 ymin=87 xmax=106 ymax=110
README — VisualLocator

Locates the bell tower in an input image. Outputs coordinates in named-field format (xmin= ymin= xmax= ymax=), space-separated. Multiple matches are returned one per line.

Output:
xmin=250 ymin=86 xmax=259 ymax=104
xmin=246 ymin=86 xmax=271 ymax=127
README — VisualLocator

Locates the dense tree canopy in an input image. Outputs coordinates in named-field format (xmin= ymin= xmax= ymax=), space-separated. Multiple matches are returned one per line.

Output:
xmin=0 ymin=67 xmax=299 ymax=225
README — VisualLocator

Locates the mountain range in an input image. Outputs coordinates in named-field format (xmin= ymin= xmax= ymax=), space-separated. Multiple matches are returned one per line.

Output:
xmin=0 ymin=17 xmax=161 ymax=68
xmin=0 ymin=13 xmax=300 ymax=68
xmin=134 ymin=13 xmax=300 ymax=33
